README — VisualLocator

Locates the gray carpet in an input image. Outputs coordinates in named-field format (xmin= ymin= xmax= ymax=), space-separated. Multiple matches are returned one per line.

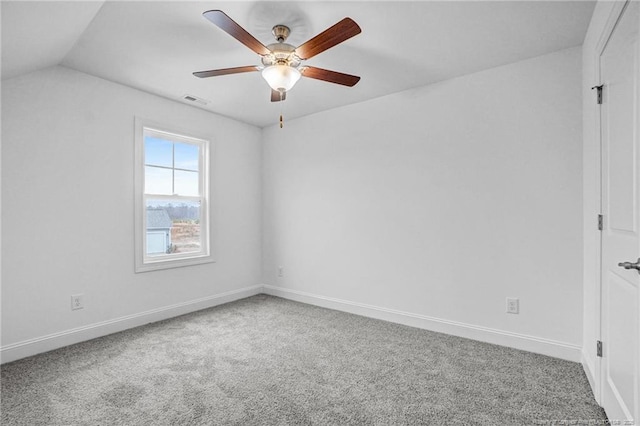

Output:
xmin=1 ymin=294 xmax=606 ymax=425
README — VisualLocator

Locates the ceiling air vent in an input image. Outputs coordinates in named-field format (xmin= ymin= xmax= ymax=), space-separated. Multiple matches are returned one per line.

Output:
xmin=182 ymin=94 xmax=209 ymax=105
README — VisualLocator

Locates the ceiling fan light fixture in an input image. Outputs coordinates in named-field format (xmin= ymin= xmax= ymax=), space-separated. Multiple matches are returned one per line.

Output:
xmin=262 ymin=64 xmax=301 ymax=92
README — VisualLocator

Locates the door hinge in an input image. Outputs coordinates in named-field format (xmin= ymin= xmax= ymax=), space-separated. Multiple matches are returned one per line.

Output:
xmin=591 ymin=85 xmax=603 ymax=105
xmin=597 ymin=340 xmax=603 ymax=357
xmin=598 ymin=214 xmax=603 ymax=231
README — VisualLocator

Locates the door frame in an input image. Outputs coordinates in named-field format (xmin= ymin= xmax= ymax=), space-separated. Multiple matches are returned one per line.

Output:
xmin=591 ymin=0 xmax=630 ymax=406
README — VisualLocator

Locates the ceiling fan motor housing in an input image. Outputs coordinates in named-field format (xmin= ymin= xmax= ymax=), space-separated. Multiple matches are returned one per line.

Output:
xmin=262 ymin=43 xmax=301 ymax=68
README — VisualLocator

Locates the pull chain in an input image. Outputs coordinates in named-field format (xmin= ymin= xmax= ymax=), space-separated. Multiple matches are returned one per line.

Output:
xmin=279 ymin=90 xmax=284 ymax=128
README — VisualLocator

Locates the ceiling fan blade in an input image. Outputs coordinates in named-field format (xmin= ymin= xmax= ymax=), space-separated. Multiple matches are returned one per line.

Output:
xmin=295 ymin=18 xmax=361 ymax=60
xmin=203 ymin=10 xmax=271 ymax=56
xmin=301 ymin=66 xmax=361 ymax=87
xmin=193 ymin=66 xmax=258 ymax=78
xmin=271 ymin=90 xmax=287 ymax=102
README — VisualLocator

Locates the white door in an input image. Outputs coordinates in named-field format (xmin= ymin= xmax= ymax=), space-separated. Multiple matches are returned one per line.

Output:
xmin=599 ymin=1 xmax=640 ymax=423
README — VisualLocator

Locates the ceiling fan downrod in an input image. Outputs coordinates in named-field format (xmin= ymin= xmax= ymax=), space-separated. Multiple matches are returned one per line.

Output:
xmin=279 ymin=90 xmax=285 ymax=128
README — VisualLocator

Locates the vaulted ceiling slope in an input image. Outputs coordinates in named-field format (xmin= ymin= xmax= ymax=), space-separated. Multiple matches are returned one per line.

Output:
xmin=2 ymin=1 xmax=595 ymax=127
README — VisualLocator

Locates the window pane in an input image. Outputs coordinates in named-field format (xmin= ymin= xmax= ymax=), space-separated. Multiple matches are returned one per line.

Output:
xmin=145 ymin=136 xmax=173 ymax=167
xmin=145 ymin=166 xmax=172 ymax=195
xmin=174 ymin=170 xmax=199 ymax=196
xmin=146 ymin=199 xmax=201 ymax=256
xmin=174 ymin=143 xmax=199 ymax=171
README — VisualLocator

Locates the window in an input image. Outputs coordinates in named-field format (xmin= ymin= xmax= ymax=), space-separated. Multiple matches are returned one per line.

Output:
xmin=135 ymin=119 xmax=212 ymax=272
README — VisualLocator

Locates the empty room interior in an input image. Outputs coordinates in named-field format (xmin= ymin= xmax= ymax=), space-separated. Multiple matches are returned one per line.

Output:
xmin=1 ymin=0 xmax=639 ymax=424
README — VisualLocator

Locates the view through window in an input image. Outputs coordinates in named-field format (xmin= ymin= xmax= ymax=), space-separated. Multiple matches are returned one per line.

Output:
xmin=139 ymin=126 xmax=210 ymax=268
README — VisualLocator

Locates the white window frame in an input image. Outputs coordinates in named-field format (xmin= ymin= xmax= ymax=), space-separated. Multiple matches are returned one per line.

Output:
xmin=134 ymin=117 xmax=214 ymax=272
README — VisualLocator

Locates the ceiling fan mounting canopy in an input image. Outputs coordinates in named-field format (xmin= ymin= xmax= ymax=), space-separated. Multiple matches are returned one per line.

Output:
xmin=193 ymin=10 xmax=362 ymax=102
xmin=272 ymin=25 xmax=291 ymax=43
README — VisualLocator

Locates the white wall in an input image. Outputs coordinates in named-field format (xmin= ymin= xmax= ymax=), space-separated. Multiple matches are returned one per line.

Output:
xmin=2 ymin=47 xmax=586 ymax=364
xmin=1 ymin=66 xmax=263 ymax=362
xmin=263 ymin=47 xmax=584 ymax=361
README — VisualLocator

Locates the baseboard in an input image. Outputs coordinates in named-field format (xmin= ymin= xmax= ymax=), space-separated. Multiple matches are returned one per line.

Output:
xmin=2 ymin=284 xmax=582 ymax=365
xmin=262 ymin=285 xmax=582 ymax=362
xmin=1 ymin=285 xmax=263 ymax=364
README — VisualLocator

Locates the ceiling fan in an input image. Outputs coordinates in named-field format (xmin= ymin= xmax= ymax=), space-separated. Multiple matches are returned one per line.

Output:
xmin=193 ymin=10 xmax=362 ymax=104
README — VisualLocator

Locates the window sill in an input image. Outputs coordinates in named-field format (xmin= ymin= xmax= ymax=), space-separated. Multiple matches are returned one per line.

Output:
xmin=135 ymin=254 xmax=215 ymax=273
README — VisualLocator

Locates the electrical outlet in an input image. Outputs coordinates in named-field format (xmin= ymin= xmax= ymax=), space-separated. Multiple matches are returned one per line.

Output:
xmin=71 ymin=294 xmax=84 ymax=310
xmin=278 ymin=266 xmax=284 ymax=277
xmin=506 ymin=297 xmax=519 ymax=314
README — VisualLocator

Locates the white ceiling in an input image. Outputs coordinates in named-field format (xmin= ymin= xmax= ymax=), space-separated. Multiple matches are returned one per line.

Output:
xmin=2 ymin=1 xmax=595 ymax=128
xmin=1 ymin=1 xmax=105 ymax=80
